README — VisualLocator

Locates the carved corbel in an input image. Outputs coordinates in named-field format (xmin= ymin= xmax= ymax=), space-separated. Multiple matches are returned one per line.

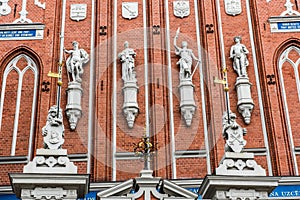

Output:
xmin=66 ymin=108 xmax=82 ymax=130
xmin=180 ymin=105 xmax=196 ymax=127
xmin=123 ymin=107 xmax=139 ymax=128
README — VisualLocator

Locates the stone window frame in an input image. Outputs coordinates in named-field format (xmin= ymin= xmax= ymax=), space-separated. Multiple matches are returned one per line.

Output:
xmin=278 ymin=45 xmax=300 ymax=175
xmin=0 ymin=54 xmax=39 ymax=159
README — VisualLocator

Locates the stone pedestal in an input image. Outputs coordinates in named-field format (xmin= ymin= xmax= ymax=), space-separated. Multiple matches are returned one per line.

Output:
xmin=66 ymin=82 xmax=83 ymax=130
xmin=235 ymin=77 xmax=254 ymax=124
xmin=216 ymin=152 xmax=266 ymax=176
xmin=23 ymin=149 xmax=77 ymax=173
xmin=178 ymin=78 xmax=196 ymax=127
xmin=9 ymin=149 xmax=89 ymax=200
xmin=122 ymin=80 xmax=139 ymax=128
xmin=199 ymin=176 xmax=279 ymax=200
xmin=199 ymin=152 xmax=279 ymax=199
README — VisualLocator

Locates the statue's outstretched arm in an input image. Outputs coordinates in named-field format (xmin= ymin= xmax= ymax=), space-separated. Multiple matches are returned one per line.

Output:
xmin=174 ymin=27 xmax=180 ymax=51
xmin=191 ymin=51 xmax=199 ymax=61
xmin=64 ymin=49 xmax=73 ymax=54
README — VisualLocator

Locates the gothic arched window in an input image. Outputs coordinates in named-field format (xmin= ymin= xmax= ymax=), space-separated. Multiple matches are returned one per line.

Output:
xmin=0 ymin=54 xmax=39 ymax=159
xmin=278 ymin=46 xmax=300 ymax=175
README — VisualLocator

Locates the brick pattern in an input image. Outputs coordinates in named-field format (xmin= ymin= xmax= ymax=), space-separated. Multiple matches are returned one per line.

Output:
xmin=116 ymin=159 xmax=144 ymax=181
xmin=0 ymin=70 xmax=18 ymax=156
xmin=176 ymin=157 xmax=207 ymax=178
xmin=0 ymin=163 xmax=25 ymax=185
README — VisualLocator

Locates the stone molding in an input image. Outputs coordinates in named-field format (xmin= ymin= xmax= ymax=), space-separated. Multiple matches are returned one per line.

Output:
xmin=199 ymin=176 xmax=279 ymax=200
xmin=9 ymin=173 xmax=89 ymax=199
xmin=216 ymin=152 xmax=266 ymax=176
xmin=23 ymin=149 xmax=77 ymax=174
xmin=98 ymin=170 xmax=197 ymax=200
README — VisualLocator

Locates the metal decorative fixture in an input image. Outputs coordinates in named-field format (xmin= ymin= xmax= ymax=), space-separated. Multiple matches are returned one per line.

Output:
xmin=133 ymin=135 xmax=157 ymax=170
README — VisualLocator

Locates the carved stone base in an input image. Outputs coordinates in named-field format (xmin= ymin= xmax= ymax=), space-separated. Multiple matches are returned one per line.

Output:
xmin=23 ymin=148 xmax=77 ymax=174
xmin=178 ymin=78 xmax=196 ymax=127
xmin=66 ymin=82 xmax=83 ymax=130
xmin=199 ymin=175 xmax=279 ymax=200
xmin=216 ymin=152 xmax=266 ymax=176
xmin=213 ymin=189 xmax=268 ymax=200
xmin=9 ymin=148 xmax=89 ymax=199
xmin=139 ymin=169 xmax=154 ymax=178
xmin=9 ymin=173 xmax=89 ymax=200
xmin=235 ymin=77 xmax=254 ymax=124
xmin=21 ymin=188 xmax=78 ymax=200
xmin=122 ymin=80 xmax=139 ymax=128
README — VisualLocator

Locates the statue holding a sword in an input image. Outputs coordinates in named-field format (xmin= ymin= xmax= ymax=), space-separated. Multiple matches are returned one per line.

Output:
xmin=174 ymin=27 xmax=200 ymax=80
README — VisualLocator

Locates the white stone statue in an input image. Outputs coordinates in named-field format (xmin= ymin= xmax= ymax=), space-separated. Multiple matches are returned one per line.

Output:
xmin=230 ymin=36 xmax=249 ymax=77
xmin=118 ymin=41 xmax=139 ymax=128
xmin=118 ymin=41 xmax=136 ymax=82
xmin=42 ymin=105 xmax=65 ymax=149
xmin=174 ymin=28 xmax=199 ymax=80
xmin=65 ymin=41 xmax=89 ymax=83
xmin=222 ymin=111 xmax=247 ymax=153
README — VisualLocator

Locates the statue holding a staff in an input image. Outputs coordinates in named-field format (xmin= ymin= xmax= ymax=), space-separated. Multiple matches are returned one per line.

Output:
xmin=174 ymin=27 xmax=199 ymax=80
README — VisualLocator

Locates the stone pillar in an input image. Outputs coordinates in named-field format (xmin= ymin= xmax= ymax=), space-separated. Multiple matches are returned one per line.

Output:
xmin=66 ymin=82 xmax=83 ymax=130
xmin=122 ymin=79 xmax=139 ymax=128
xmin=178 ymin=78 xmax=196 ymax=127
xmin=235 ymin=76 xmax=254 ymax=124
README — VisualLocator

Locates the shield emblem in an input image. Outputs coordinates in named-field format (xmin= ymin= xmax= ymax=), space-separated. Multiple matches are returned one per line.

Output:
xmin=70 ymin=4 xmax=87 ymax=21
xmin=225 ymin=125 xmax=246 ymax=153
xmin=122 ymin=2 xmax=138 ymax=20
xmin=224 ymin=0 xmax=242 ymax=16
xmin=43 ymin=123 xmax=65 ymax=150
xmin=173 ymin=1 xmax=190 ymax=18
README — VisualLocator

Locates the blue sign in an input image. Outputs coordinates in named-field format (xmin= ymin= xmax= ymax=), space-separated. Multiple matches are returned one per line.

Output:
xmin=186 ymin=188 xmax=202 ymax=199
xmin=78 ymin=191 xmax=97 ymax=200
xmin=0 ymin=194 xmax=18 ymax=200
xmin=0 ymin=29 xmax=43 ymax=40
xmin=269 ymin=185 xmax=300 ymax=198
xmin=277 ymin=22 xmax=300 ymax=30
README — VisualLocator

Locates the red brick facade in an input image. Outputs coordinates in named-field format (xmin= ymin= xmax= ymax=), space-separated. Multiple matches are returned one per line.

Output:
xmin=0 ymin=0 xmax=300 ymax=186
